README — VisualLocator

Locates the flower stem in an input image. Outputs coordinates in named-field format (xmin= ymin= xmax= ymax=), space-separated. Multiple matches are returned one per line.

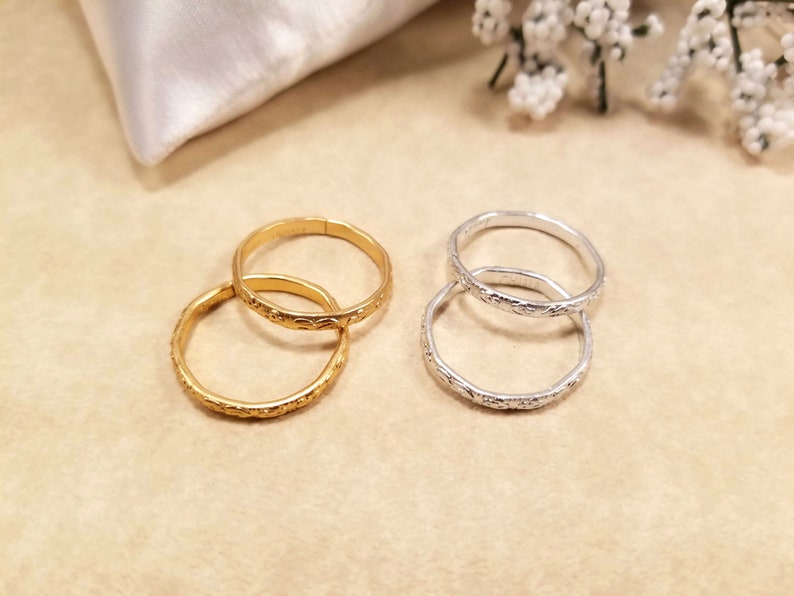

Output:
xmin=726 ymin=0 xmax=743 ymax=72
xmin=632 ymin=24 xmax=649 ymax=38
xmin=488 ymin=27 xmax=524 ymax=90
xmin=488 ymin=52 xmax=509 ymax=89
xmin=597 ymin=60 xmax=608 ymax=113
xmin=727 ymin=1 xmax=794 ymax=71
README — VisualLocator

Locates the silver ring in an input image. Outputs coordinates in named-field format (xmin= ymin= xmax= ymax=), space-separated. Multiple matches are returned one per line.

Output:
xmin=420 ymin=266 xmax=593 ymax=410
xmin=448 ymin=211 xmax=606 ymax=317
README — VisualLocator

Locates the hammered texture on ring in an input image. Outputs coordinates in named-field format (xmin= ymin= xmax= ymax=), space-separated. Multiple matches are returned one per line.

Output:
xmin=421 ymin=266 xmax=593 ymax=410
xmin=448 ymin=211 xmax=605 ymax=318
xmin=421 ymin=211 xmax=605 ymax=410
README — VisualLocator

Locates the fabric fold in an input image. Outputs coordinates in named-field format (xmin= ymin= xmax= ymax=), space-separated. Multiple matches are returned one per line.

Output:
xmin=79 ymin=0 xmax=436 ymax=165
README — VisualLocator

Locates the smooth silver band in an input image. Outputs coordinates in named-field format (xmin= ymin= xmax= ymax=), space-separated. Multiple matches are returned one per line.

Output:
xmin=420 ymin=266 xmax=593 ymax=410
xmin=448 ymin=211 xmax=606 ymax=317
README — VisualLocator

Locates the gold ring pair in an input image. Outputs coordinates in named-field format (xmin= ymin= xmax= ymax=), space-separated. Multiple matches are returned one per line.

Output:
xmin=170 ymin=218 xmax=392 ymax=418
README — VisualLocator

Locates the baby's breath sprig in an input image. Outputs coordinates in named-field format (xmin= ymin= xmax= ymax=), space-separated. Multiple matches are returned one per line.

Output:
xmin=650 ymin=0 xmax=794 ymax=154
xmin=472 ymin=0 xmax=663 ymax=119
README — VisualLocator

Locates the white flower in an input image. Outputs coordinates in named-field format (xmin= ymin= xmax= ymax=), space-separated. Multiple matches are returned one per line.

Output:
xmin=732 ymin=0 xmax=794 ymax=29
xmin=472 ymin=0 xmax=513 ymax=45
xmin=572 ymin=0 xmax=641 ymax=63
xmin=472 ymin=0 xmax=664 ymax=117
xmin=732 ymin=48 xmax=794 ymax=154
xmin=521 ymin=0 xmax=570 ymax=62
xmin=731 ymin=1 xmax=765 ymax=28
xmin=508 ymin=63 xmax=568 ymax=119
xmin=692 ymin=0 xmax=726 ymax=15
xmin=648 ymin=0 xmax=729 ymax=108
xmin=644 ymin=14 xmax=664 ymax=39
xmin=649 ymin=0 xmax=794 ymax=154
xmin=783 ymin=32 xmax=794 ymax=64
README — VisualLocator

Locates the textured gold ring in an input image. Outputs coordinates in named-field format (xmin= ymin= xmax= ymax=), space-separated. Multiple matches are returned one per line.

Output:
xmin=232 ymin=217 xmax=392 ymax=330
xmin=171 ymin=274 xmax=350 ymax=419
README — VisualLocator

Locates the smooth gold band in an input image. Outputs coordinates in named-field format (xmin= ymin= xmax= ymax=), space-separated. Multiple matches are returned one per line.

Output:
xmin=171 ymin=274 xmax=350 ymax=419
xmin=232 ymin=217 xmax=392 ymax=330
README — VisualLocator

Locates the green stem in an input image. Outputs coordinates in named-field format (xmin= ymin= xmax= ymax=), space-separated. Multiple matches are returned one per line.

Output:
xmin=590 ymin=43 xmax=602 ymax=67
xmin=488 ymin=53 xmax=509 ymax=89
xmin=726 ymin=0 xmax=743 ymax=72
xmin=727 ymin=1 xmax=794 ymax=73
xmin=488 ymin=27 xmax=523 ymax=90
xmin=632 ymin=24 xmax=649 ymax=38
xmin=597 ymin=60 xmax=607 ymax=114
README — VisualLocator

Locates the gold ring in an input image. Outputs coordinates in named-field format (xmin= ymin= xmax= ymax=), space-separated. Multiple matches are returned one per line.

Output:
xmin=171 ymin=274 xmax=350 ymax=418
xmin=232 ymin=217 xmax=392 ymax=330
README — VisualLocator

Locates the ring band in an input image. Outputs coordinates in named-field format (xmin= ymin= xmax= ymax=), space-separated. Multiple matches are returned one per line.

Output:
xmin=421 ymin=266 xmax=593 ymax=410
xmin=171 ymin=274 xmax=350 ymax=418
xmin=448 ymin=211 xmax=606 ymax=317
xmin=232 ymin=217 xmax=392 ymax=330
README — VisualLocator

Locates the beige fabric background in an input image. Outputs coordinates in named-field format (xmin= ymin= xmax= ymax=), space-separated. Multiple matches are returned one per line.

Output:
xmin=2 ymin=1 xmax=793 ymax=594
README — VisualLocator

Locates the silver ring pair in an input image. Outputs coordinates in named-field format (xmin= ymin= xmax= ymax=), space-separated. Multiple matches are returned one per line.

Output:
xmin=420 ymin=211 xmax=606 ymax=410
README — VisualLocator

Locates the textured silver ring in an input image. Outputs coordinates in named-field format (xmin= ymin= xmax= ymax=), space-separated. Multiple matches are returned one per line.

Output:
xmin=448 ymin=211 xmax=606 ymax=317
xmin=421 ymin=266 xmax=593 ymax=410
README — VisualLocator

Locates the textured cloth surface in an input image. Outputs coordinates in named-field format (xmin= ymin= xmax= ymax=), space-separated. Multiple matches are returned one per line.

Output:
xmin=2 ymin=1 xmax=793 ymax=594
xmin=79 ymin=0 xmax=436 ymax=164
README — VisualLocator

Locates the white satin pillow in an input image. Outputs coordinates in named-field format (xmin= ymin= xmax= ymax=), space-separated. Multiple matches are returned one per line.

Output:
xmin=79 ymin=0 xmax=436 ymax=165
